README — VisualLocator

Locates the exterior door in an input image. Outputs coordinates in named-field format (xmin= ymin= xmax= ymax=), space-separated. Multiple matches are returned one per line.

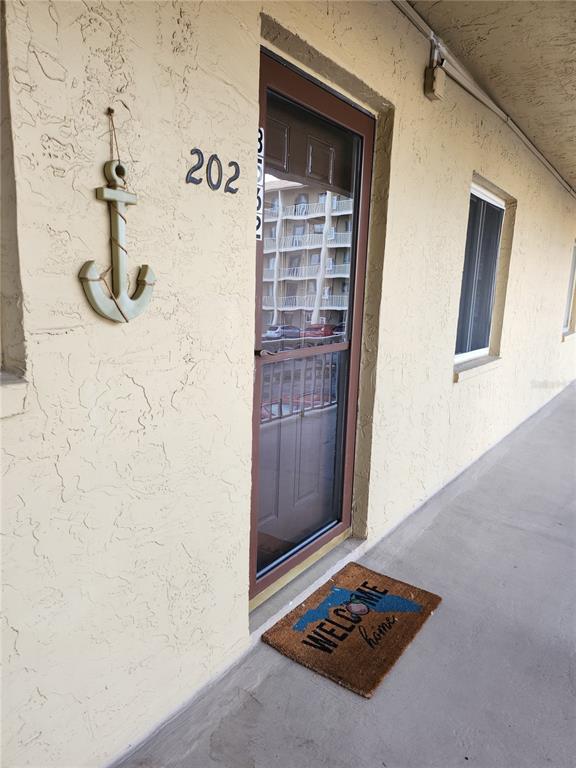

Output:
xmin=251 ymin=52 xmax=374 ymax=599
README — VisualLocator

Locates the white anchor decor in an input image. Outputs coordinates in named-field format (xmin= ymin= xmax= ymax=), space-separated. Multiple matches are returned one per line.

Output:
xmin=79 ymin=160 xmax=155 ymax=322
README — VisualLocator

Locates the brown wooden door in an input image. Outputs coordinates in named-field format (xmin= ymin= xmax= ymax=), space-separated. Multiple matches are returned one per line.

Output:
xmin=251 ymin=52 xmax=374 ymax=599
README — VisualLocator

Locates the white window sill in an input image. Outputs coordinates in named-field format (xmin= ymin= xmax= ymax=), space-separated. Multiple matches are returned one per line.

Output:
xmin=1 ymin=372 xmax=28 ymax=418
xmin=561 ymin=330 xmax=575 ymax=343
xmin=453 ymin=354 xmax=501 ymax=383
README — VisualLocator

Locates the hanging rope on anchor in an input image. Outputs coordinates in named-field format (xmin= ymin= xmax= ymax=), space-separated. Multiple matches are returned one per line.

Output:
xmin=107 ymin=107 xmax=127 ymax=187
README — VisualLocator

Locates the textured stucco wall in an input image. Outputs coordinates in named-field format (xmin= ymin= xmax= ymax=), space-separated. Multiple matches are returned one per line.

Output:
xmin=2 ymin=2 xmax=260 ymax=765
xmin=2 ymin=2 xmax=575 ymax=767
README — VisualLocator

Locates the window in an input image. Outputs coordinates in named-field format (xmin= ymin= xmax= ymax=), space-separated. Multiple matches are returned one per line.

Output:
xmin=562 ymin=242 xmax=576 ymax=336
xmin=294 ymin=193 xmax=308 ymax=215
xmin=455 ymin=184 xmax=505 ymax=361
xmin=265 ymin=195 xmax=279 ymax=216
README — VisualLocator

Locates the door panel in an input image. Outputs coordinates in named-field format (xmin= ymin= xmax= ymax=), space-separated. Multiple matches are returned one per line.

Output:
xmin=257 ymin=351 xmax=347 ymax=575
xmin=251 ymin=52 xmax=374 ymax=598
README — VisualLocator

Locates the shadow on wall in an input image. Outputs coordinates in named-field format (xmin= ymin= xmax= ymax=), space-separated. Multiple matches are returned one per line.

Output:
xmin=1 ymin=3 xmax=26 ymax=377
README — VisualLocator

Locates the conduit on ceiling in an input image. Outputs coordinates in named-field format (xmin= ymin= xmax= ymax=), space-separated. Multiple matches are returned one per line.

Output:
xmin=390 ymin=0 xmax=576 ymax=201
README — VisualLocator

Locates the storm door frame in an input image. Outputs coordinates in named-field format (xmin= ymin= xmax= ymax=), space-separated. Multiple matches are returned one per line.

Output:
xmin=250 ymin=50 xmax=374 ymax=601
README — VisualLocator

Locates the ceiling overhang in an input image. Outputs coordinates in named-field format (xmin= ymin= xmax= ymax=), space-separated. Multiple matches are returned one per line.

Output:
xmin=400 ymin=1 xmax=576 ymax=196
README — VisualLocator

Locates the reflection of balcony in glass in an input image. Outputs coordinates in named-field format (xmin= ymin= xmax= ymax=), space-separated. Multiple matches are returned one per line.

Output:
xmin=320 ymin=294 xmax=348 ymax=308
xmin=282 ymin=201 xmax=326 ymax=218
xmin=263 ymin=294 xmax=349 ymax=310
xmin=325 ymin=262 xmax=350 ymax=277
xmin=278 ymin=295 xmax=307 ymax=309
xmin=327 ymin=232 xmax=352 ymax=247
xmin=281 ymin=265 xmax=321 ymax=279
xmin=279 ymin=197 xmax=353 ymax=219
xmin=262 ymin=182 xmax=355 ymax=327
xmin=263 ymin=232 xmax=351 ymax=252
xmin=280 ymin=234 xmax=324 ymax=250
xmin=331 ymin=198 xmax=354 ymax=215
xmin=264 ymin=264 xmax=350 ymax=281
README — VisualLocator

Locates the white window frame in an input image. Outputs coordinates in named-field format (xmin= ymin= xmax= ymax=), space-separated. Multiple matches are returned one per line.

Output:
xmin=470 ymin=182 xmax=506 ymax=211
xmin=562 ymin=242 xmax=576 ymax=336
xmin=454 ymin=183 xmax=506 ymax=366
xmin=455 ymin=347 xmax=490 ymax=365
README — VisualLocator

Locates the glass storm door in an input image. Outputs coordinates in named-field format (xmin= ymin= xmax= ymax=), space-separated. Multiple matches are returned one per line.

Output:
xmin=250 ymin=52 xmax=374 ymax=599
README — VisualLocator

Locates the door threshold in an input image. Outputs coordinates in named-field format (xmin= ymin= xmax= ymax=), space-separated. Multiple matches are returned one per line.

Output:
xmin=250 ymin=530 xmax=352 ymax=611
xmin=249 ymin=532 xmax=370 ymax=636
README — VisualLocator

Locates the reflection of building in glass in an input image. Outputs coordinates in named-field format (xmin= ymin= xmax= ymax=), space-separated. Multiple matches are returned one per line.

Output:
xmin=262 ymin=178 xmax=353 ymax=333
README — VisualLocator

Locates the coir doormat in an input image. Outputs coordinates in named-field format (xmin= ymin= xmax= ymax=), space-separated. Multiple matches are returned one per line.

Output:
xmin=262 ymin=562 xmax=441 ymax=697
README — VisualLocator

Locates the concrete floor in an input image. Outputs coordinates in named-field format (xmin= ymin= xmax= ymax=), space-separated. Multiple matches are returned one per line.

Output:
xmin=116 ymin=384 xmax=576 ymax=768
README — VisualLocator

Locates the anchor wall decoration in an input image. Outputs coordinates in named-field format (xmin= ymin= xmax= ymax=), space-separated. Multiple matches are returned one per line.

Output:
xmin=79 ymin=160 xmax=155 ymax=322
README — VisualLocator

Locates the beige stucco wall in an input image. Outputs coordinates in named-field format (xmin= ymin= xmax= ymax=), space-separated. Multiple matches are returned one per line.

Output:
xmin=1 ymin=2 xmax=574 ymax=766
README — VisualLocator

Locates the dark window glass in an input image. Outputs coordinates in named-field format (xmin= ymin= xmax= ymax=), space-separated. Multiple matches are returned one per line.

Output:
xmin=455 ymin=193 xmax=504 ymax=355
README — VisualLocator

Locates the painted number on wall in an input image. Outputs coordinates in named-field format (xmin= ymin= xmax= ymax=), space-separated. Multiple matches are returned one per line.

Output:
xmin=186 ymin=149 xmax=240 ymax=193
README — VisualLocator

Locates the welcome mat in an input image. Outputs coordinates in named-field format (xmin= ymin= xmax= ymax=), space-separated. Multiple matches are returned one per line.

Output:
xmin=262 ymin=562 xmax=441 ymax=697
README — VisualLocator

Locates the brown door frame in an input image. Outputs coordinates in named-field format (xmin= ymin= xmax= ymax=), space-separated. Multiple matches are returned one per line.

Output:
xmin=250 ymin=50 xmax=374 ymax=599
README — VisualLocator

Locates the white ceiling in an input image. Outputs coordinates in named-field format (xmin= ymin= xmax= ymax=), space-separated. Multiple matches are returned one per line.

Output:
xmin=409 ymin=1 xmax=576 ymax=192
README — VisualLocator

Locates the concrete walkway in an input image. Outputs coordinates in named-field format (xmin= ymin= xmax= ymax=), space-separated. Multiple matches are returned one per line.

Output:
xmin=116 ymin=384 xmax=576 ymax=768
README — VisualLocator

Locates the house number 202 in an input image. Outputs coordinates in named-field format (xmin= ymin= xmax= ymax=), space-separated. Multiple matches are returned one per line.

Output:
xmin=186 ymin=148 xmax=240 ymax=194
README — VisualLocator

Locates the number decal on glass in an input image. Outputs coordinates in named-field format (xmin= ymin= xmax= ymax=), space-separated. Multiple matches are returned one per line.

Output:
xmin=186 ymin=149 xmax=240 ymax=193
xmin=256 ymin=127 xmax=264 ymax=240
